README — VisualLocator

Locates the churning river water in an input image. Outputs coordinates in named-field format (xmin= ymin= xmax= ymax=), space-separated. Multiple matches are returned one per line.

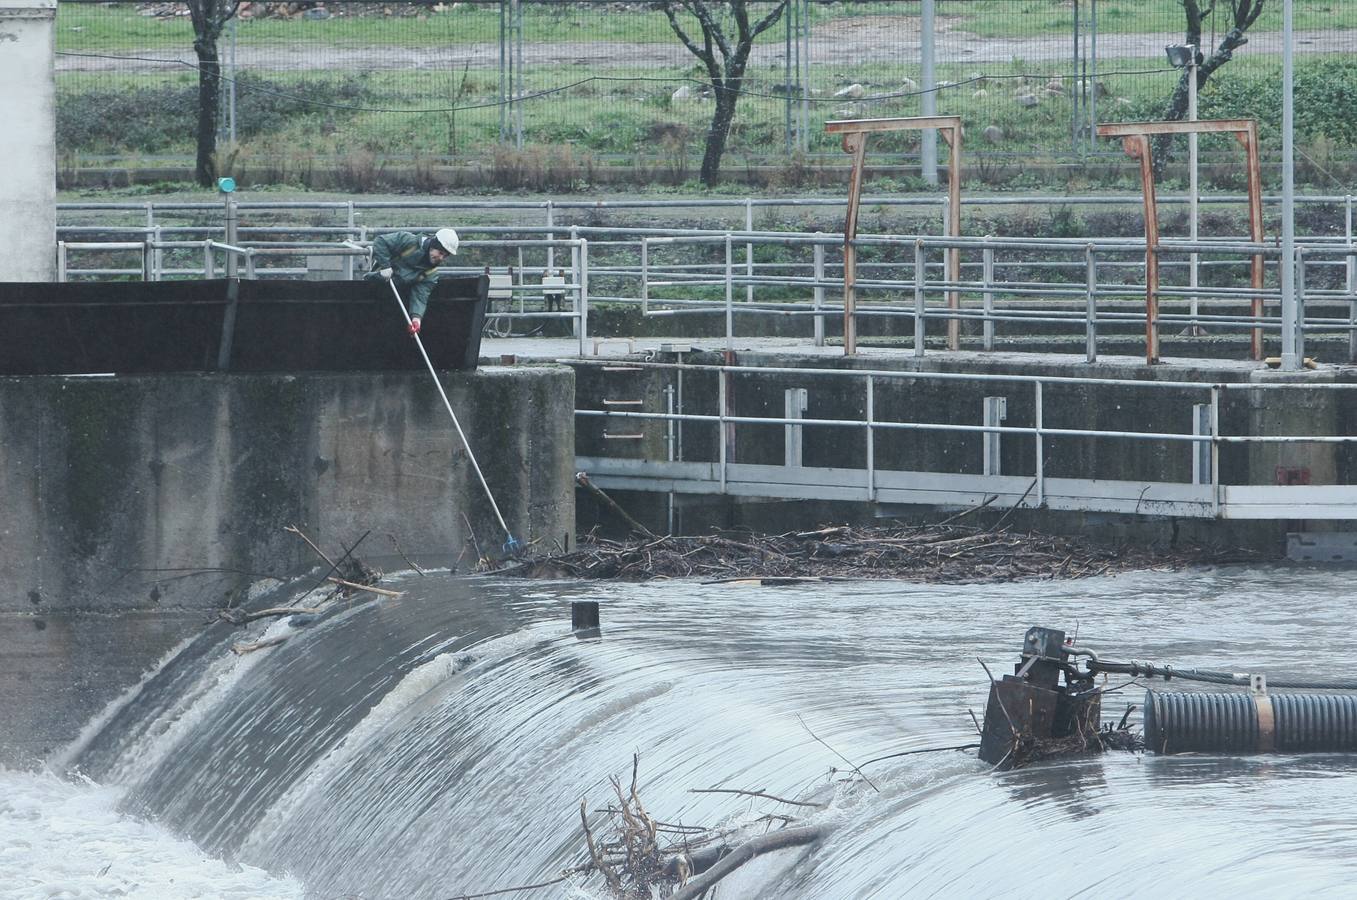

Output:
xmin=6 ymin=565 xmax=1357 ymax=899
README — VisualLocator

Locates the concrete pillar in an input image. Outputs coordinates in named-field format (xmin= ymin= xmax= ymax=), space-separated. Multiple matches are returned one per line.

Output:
xmin=0 ymin=0 xmax=56 ymax=282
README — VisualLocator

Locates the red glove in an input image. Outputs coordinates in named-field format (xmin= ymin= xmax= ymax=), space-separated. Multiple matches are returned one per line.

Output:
xmin=407 ymin=317 xmax=422 ymax=336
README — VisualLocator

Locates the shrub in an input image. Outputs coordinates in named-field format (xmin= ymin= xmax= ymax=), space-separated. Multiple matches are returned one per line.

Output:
xmin=57 ymin=74 xmax=377 ymax=153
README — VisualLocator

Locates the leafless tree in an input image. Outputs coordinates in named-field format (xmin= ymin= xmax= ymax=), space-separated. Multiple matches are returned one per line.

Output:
xmin=1154 ymin=0 xmax=1267 ymax=168
xmin=659 ymin=1 xmax=788 ymax=186
xmin=188 ymin=0 xmax=241 ymax=186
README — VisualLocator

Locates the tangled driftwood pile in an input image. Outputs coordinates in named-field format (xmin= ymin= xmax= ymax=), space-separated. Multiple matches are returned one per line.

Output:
xmin=511 ymin=524 xmax=1259 ymax=583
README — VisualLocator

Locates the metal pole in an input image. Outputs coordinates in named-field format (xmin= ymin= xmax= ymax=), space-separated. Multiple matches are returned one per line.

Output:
xmin=792 ymin=0 xmax=803 ymax=152
xmin=514 ymin=0 xmax=524 ymax=148
xmin=913 ymin=239 xmax=926 ymax=357
xmin=1209 ymin=386 xmax=1220 ymax=516
xmin=1085 ymin=244 xmax=1097 ymax=363
xmin=982 ymin=246 xmax=995 ymax=351
xmin=498 ymin=0 xmax=507 ymax=142
xmin=865 ymin=376 xmax=876 ymax=501
xmin=580 ymin=238 xmax=590 ymax=356
xmin=1089 ymin=0 xmax=1098 ymax=149
xmin=666 ymin=384 xmax=676 ymax=534
xmin=813 ymin=235 xmax=825 ymax=347
xmin=745 ymin=199 xmax=754 ymax=307
xmin=1071 ymin=0 xmax=1080 ymax=152
xmin=1280 ymin=0 xmax=1299 ymax=370
xmin=1034 ymin=381 xmax=1045 ymax=507
xmin=570 ymin=225 xmax=580 ymax=341
xmin=546 ymin=200 xmax=554 ymax=273
xmin=224 ymin=196 xmax=238 ymax=278
xmin=57 ymin=242 xmax=66 ymax=282
xmin=228 ymin=17 xmax=237 ymax=144
xmin=385 ymin=279 xmax=518 ymax=550
xmin=920 ymin=0 xmax=938 ymax=185
xmin=1188 ymin=47 xmax=1201 ymax=335
xmin=718 ymin=369 xmax=727 ymax=493
xmin=785 ymin=4 xmax=792 ymax=153
xmin=725 ymin=232 xmax=734 ymax=353
xmin=1294 ymin=248 xmax=1306 ymax=364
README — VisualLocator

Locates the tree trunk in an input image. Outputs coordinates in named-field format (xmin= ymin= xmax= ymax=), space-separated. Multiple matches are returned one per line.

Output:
xmin=699 ymin=84 xmax=740 ymax=186
xmin=194 ymin=38 xmax=221 ymax=187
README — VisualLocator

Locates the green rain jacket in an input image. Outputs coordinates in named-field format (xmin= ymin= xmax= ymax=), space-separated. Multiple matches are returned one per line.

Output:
xmin=369 ymin=231 xmax=441 ymax=319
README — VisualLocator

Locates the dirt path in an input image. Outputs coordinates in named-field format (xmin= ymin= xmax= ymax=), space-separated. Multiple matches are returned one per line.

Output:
xmin=57 ymin=22 xmax=1352 ymax=73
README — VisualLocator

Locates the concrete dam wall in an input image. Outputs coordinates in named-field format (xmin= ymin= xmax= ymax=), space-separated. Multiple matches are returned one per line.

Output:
xmin=0 ymin=368 xmax=576 ymax=614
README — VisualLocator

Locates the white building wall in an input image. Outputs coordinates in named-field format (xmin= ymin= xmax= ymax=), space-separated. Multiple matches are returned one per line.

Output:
xmin=0 ymin=0 xmax=56 ymax=282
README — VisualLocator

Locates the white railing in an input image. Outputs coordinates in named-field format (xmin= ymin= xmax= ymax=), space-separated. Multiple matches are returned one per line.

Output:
xmin=571 ymin=358 xmax=1357 ymax=520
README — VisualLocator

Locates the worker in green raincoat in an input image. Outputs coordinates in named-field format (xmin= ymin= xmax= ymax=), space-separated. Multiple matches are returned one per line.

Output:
xmin=366 ymin=228 xmax=459 ymax=335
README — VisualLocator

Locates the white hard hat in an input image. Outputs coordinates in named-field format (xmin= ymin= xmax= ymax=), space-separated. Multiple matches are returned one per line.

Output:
xmin=433 ymin=228 xmax=459 ymax=256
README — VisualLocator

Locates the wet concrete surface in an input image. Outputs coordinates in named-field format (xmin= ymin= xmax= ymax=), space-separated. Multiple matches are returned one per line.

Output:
xmin=0 ymin=610 xmax=205 ymax=770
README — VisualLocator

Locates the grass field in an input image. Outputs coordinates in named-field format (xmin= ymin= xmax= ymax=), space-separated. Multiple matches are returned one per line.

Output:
xmin=54 ymin=0 xmax=1355 ymax=53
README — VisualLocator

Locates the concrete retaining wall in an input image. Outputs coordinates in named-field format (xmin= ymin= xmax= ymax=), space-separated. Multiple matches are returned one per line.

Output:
xmin=0 ymin=367 xmax=575 ymax=613
xmin=0 ymin=0 xmax=56 ymax=282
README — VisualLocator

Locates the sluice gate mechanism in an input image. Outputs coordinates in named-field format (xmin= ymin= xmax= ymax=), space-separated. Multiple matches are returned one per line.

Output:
xmin=981 ymin=627 xmax=1357 ymax=765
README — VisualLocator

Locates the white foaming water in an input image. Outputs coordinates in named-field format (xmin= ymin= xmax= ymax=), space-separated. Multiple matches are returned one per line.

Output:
xmin=101 ymin=617 xmax=300 ymax=786
xmin=0 ymin=769 xmax=301 ymax=900
xmin=49 ymin=632 xmax=200 ymax=775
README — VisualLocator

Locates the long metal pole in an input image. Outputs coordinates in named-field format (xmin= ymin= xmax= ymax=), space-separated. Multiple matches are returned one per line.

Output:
xmin=1280 ymin=0 xmax=1299 ymax=370
xmin=920 ymin=0 xmax=938 ymax=185
xmin=1188 ymin=50 xmax=1201 ymax=334
xmin=386 ymin=280 xmax=518 ymax=550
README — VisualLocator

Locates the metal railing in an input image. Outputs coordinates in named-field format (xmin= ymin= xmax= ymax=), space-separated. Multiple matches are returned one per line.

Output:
xmin=53 ymin=193 xmax=1357 ymax=362
xmin=571 ymin=358 xmax=1357 ymax=520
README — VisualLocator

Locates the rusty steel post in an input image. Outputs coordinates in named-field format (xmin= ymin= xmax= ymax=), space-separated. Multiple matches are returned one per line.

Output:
xmin=840 ymin=130 xmax=868 ymax=356
xmin=1122 ymin=134 xmax=1161 ymax=364
xmin=1238 ymin=122 xmax=1266 ymax=361
xmin=1097 ymin=119 xmax=1262 ymax=366
xmin=826 ymin=116 xmax=964 ymax=358
xmin=942 ymin=126 xmax=962 ymax=350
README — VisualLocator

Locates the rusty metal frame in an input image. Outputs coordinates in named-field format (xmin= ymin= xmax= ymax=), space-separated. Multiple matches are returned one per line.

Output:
xmin=826 ymin=116 xmax=962 ymax=355
xmin=1097 ymin=119 xmax=1265 ymax=364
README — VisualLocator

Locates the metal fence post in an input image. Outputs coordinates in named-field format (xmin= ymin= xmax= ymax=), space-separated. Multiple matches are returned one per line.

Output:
xmin=1294 ymin=247 xmax=1306 ymax=364
xmin=1034 ymin=381 xmax=1045 ymax=508
xmin=913 ymin=240 xmax=926 ymax=358
xmin=718 ymin=368 xmax=728 ymax=493
xmin=745 ymin=199 xmax=754 ymax=307
xmin=570 ymin=225 xmax=580 ymax=340
xmin=546 ymin=199 xmax=554 ymax=273
xmin=784 ymin=387 xmax=807 ymax=467
xmin=725 ymin=231 xmax=734 ymax=353
xmin=1085 ymin=244 xmax=1097 ymax=363
xmin=865 ymin=375 xmax=876 ymax=501
xmin=1210 ymin=386 xmax=1221 ymax=516
xmin=141 ymin=241 xmax=152 ymax=281
xmin=983 ymin=396 xmax=1007 ymax=476
xmin=344 ymin=202 xmax=356 ymax=279
xmin=579 ymin=238 xmax=590 ymax=356
xmin=982 ymin=246 xmax=995 ymax=351
xmin=224 ymin=195 xmax=238 ymax=278
xmin=1192 ymin=403 xmax=1211 ymax=486
xmin=640 ymin=237 xmax=649 ymax=315
xmin=204 ymin=240 xmax=215 ymax=279
xmin=244 ymin=247 xmax=256 ymax=280
xmin=57 ymin=242 xmax=67 ymax=282
xmin=813 ymin=235 xmax=825 ymax=347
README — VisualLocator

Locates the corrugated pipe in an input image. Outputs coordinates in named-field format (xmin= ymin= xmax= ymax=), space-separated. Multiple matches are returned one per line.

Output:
xmin=1144 ymin=691 xmax=1357 ymax=754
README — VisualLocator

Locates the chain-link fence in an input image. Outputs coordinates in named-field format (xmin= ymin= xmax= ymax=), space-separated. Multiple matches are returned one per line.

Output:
xmin=55 ymin=0 xmax=1357 ymax=181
